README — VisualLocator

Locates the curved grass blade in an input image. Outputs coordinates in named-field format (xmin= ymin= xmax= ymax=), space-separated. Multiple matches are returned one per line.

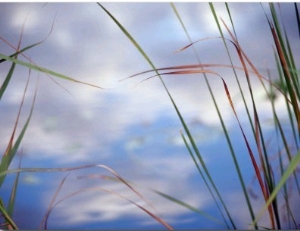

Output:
xmin=97 ymin=164 xmax=157 ymax=212
xmin=1 ymin=163 xmax=161 ymax=220
xmin=120 ymin=62 xmax=249 ymax=82
xmin=79 ymin=171 xmax=226 ymax=228
xmin=0 ymin=164 xmax=101 ymax=178
xmin=43 ymin=186 xmax=173 ymax=230
xmin=40 ymin=166 xmax=173 ymax=230
xmin=39 ymin=173 xmax=70 ymax=229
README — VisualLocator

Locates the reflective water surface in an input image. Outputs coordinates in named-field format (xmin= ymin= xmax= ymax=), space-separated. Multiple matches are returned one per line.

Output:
xmin=0 ymin=2 xmax=299 ymax=229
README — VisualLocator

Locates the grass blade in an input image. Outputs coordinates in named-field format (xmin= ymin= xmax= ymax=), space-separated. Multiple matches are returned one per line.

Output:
xmin=90 ymin=172 xmax=227 ymax=228
xmin=0 ymin=198 xmax=18 ymax=230
xmin=0 ymin=58 xmax=17 ymax=100
xmin=153 ymin=190 xmax=226 ymax=228
xmin=0 ymin=53 xmax=102 ymax=89
xmin=41 ymin=166 xmax=174 ymax=230
xmin=6 ymin=152 xmax=23 ymax=220
xmin=180 ymin=132 xmax=230 ymax=228
xmin=250 ymin=148 xmax=300 ymax=228
xmin=39 ymin=173 xmax=70 ymax=229
xmin=268 ymin=3 xmax=300 ymax=136
xmin=0 ymin=71 xmax=36 ymax=187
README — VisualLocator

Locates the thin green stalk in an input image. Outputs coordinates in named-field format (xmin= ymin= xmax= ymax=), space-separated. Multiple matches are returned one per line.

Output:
xmin=180 ymin=132 xmax=230 ymax=228
xmin=0 ymin=73 xmax=36 ymax=187
xmin=268 ymin=69 xmax=291 ymax=228
xmin=6 ymin=152 xmax=23 ymax=219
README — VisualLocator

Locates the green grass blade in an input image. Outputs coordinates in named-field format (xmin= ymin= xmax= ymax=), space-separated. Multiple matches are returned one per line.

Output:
xmin=96 ymin=3 xmax=155 ymax=73
xmin=274 ymin=51 xmax=298 ymax=149
xmin=0 ymin=198 xmax=18 ymax=230
xmin=278 ymin=5 xmax=300 ymax=99
xmin=0 ymin=36 xmax=43 ymax=99
xmin=0 ymin=53 xmax=102 ymax=89
xmin=0 ymin=76 xmax=36 ymax=187
xmin=180 ymin=132 xmax=203 ymax=179
xmin=284 ymin=32 xmax=300 ymax=98
xmin=6 ymin=153 xmax=23 ymax=219
xmin=0 ymin=58 xmax=17 ymax=100
xmin=250 ymin=148 xmax=300 ymax=228
xmin=153 ymin=189 xmax=226 ymax=228
xmin=180 ymin=132 xmax=230 ymax=228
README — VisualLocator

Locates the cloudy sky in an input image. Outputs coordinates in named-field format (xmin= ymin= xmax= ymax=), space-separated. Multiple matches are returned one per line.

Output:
xmin=0 ymin=2 xmax=299 ymax=229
